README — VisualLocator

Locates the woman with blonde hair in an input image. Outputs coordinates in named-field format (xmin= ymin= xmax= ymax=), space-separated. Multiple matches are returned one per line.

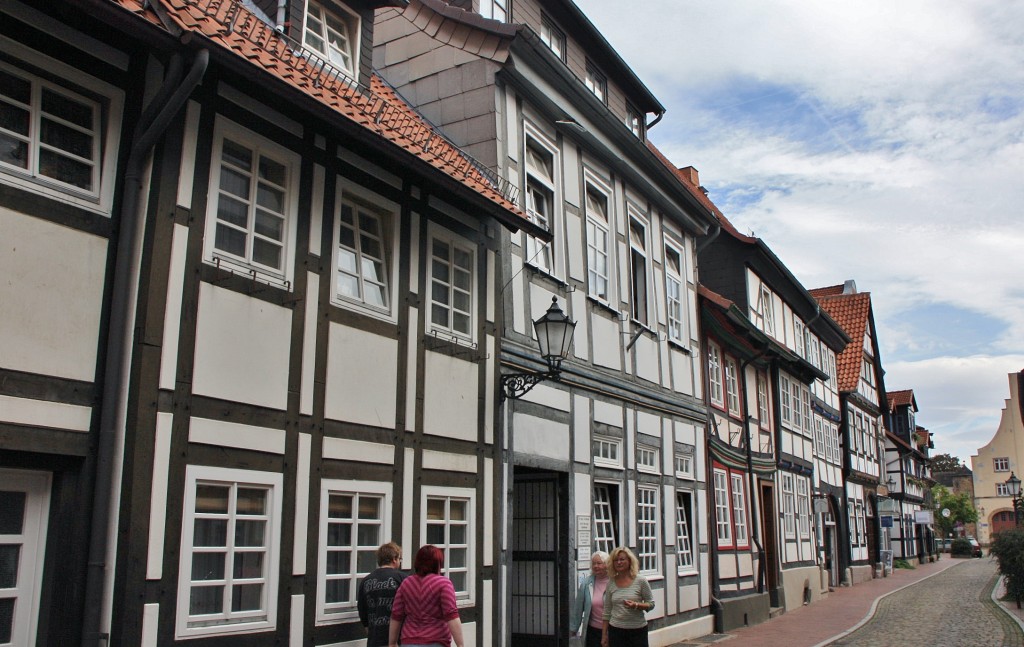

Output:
xmin=569 ymin=550 xmax=609 ymax=647
xmin=601 ymin=547 xmax=653 ymax=647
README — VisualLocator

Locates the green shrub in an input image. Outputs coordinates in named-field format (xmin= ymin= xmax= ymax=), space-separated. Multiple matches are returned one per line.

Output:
xmin=893 ymin=558 xmax=915 ymax=570
xmin=990 ymin=529 xmax=1024 ymax=608
xmin=951 ymin=537 xmax=973 ymax=557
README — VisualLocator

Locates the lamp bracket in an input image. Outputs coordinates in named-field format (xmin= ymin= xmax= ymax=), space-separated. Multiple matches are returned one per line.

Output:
xmin=500 ymin=369 xmax=560 ymax=401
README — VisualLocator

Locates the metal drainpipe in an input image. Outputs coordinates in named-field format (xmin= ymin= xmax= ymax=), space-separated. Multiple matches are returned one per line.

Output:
xmin=81 ymin=46 xmax=208 ymax=647
xmin=696 ymin=221 xmax=721 ymax=254
xmin=741 ymin=343 xmax=771 ymax=594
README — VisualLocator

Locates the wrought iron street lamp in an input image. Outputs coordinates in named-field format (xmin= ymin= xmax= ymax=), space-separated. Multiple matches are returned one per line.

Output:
xmin=500 ymin=297 xmax=576 ymax=401
xmin=1007 ymin=472 xmax=1023 ymax=527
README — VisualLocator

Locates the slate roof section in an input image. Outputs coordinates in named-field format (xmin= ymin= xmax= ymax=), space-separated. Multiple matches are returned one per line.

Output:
xmin=811 ymin=290 xmax=873 ymax=392
xmin=108 ymin=0 xmax=542 ymax=236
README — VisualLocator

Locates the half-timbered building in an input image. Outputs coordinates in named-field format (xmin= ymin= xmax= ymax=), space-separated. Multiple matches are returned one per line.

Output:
xmin=810 ymin=282 xmax=887 ymax=584
xmin=1 ymin=0 xmax=549 ymax=645
xmin=884 ymin=390 xmax=934 ymax=562
xmin=697 ymin=211 xmax=847 ymax=625
xmin=374 ymin=2 xmax=719 ymax=644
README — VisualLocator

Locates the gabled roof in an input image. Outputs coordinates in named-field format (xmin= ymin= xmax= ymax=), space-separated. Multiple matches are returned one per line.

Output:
xmin=810 ymin=290 xmax=873 ymax=392
xmin=108 ymin=0 xmax=543 ymax=236
xmin=887 ymin=389 xmax=917 ymax=411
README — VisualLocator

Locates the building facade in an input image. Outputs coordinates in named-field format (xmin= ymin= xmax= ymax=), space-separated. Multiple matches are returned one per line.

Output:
xmin=0 ymin=0 xmax=545 ymax=645
xmin=972 ymin=369 xmax=1024 ymax=545
xmin=374 ymin=2 xmax=719 ymax=644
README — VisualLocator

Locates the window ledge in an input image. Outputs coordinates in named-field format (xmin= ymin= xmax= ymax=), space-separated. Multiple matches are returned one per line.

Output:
xmin=586 ymin=295 xmax=621 ymax=319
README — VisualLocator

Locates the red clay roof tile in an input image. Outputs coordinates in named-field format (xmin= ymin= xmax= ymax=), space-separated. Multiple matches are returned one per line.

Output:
xmin=813 ymin=291 xmax=872 ymax=392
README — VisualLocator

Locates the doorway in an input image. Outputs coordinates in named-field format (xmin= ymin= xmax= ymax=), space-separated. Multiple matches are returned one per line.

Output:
xmin=510 ymin=470 xmax=566 ymax=647
xmin=760 ymin=482 xmax=779 ymax=595
xmin=0 ymin=469 xmax=50 ymax=647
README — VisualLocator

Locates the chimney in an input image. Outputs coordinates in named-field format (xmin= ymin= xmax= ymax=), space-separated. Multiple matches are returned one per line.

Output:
xmin=678 ymin=166 xmax=699 ymax=187
xmin=843 ymin=279 xmax=858 ymax=295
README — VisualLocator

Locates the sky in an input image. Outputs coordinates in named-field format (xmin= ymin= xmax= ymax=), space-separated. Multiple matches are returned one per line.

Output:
xmin=575 ymin=0 xmax=1024 ymax=466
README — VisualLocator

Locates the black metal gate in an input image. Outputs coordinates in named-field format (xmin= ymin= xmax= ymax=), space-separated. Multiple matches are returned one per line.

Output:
xmin=511 ymin=472 xmax=565 ymax=647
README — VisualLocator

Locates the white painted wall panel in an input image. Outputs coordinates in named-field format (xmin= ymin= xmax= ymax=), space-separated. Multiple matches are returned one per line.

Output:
xmin=573 ymin=394 xmax=590 ymax=463
xmin=570 ymin=290 xmax=589 ymax=362
xmin=512 ymin=412 xmax=569 ymax=461
xmin=718 ymin=555 xmax=737 ymax=579
xmin=293 ymin=433 xmax=311 ymax=575
xmin=405 ymin=307 xmax=419 ymax=432
xmin=422 ymin=351 xmax=478 ymax=442
xmin=322 ymin=437 xmax=395 ymax=464
xmin=593 ymin=400 xmax=622 ymax=427
xmin=591 ymin=314 xmax=621 ymax=370
xmin=188 ymin=417 xmax=286 ymax=454
xmin=0 ymin=209 xmax=106 ymax=381
xmin=289 ymin=595 xmax=303 ymax=647
xmin=324 ymin=323 xmax=398 ymax=428
xmin=738 ymin=553 xmax=753 ymax=577
xmin=309 ymin=165 xmax=325 ymax=256
xmin=176 ymin=101 xmax=200 ymax=208
xmin=0 ymin=395 xmax=91 ymax=432
xmin=299 ymin=273 xmax=319 ymax=416
xmin=140 ymin=603 xmax=159 ymax=647
xmin=566 ymin=211 xmax=584 ymax=282
xmin=511 ymin=255 xmax=526 ymax=334
xmin=192 ymin=283 xmax=291 ymax=410
xmin=634 ymin=334 xmax=659 ymax=383
xmin=159 ymin=224 xmax=189 ymax=390
xmin=421 ymin=449 xmax=476 ymax=473
xmin=520 ymin=382 xmax=570 ymax=412
xmin=484 ymin=458 xmax=494 ymax=566
xmin=402 ymin=447 xmax=414 ymax=568
xmin=146 ymin=412 xmax=173 ymax=580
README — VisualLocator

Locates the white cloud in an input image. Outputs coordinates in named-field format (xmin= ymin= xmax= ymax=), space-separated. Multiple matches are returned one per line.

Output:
xmin=575 ymin=0 xmax=1024 ymax=458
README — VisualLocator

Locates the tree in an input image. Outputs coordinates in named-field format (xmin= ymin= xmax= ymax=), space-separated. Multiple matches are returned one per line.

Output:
xmin=990 ymin=529 xmax=1024 ymax=608
xmin=931 ymin=453 xmax=964 ymax=472
xmin=931 ymin=484 xmax=979 ymax=538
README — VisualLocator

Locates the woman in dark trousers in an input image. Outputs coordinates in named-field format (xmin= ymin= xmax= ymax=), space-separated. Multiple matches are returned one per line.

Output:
xmin=601 ymin=547 xmax=653 ymax=647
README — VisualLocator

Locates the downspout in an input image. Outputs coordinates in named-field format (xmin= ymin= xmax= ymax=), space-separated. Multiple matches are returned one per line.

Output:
xmin=82 ymin=47 xmax=208 ymax=647
xmin=645 ymin=108 xmax=664 ymax=131
xmin=741 ymin=343 xmax=771 ymax=594
xmin=696 ymin=221 xmax=721 ymax=254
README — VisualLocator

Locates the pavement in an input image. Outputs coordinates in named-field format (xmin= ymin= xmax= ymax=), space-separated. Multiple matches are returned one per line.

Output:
xmin=669 ymin=555 xmax=1024 ymax=647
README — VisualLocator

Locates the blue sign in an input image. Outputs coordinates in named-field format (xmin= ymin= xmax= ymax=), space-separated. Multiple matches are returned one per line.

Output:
xmin=881 ymin=515 xmax=894 ymax=528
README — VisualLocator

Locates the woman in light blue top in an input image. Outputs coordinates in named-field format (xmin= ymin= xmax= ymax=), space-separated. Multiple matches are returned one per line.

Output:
xmin=570 ymin=551 xmax=609 ymax=647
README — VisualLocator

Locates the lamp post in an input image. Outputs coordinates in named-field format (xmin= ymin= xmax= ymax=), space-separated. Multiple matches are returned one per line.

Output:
xmin=1007 ymin=472 xmax=1023 ymax=527
xmin=500 ymin=297 xmax=576 ymax=400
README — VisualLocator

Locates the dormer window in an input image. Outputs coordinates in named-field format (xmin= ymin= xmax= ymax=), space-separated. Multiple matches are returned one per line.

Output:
xmin=585 ymin=62 xmax=607 ymax=104
xmin=540 ymin=17 xmax=566 ymax=62
xmin=303 ymin=1 xmax=358 ymax=77
xmin=627 ymin=106 xmax=645 ymax=139
xmin=480 ymin=0 xmax=508 ymax=22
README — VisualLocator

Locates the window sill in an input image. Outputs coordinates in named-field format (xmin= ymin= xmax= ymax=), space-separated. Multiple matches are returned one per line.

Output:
xmin=667 ymin=338 xmax=692 ymax=355
xmin=523 ymin=261 xmax=569 ymax=289
xmin=586 ymin=295 xmax=621 ymax=319
xmin=207 ymin=255 xmax=292 ymax=291
xmin=593 ymin=460 xmax=624 ymax=470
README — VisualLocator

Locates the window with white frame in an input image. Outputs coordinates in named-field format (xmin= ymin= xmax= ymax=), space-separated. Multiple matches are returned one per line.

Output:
xmin=584 ymin=61 xmax=607 ymax=104
xmin=524 ymin=138 xmax=556 ymax=272
xmin=782 ymin=473 xmax=795 ymax=538
xmin=0 ymin=63 xmax=101 ymax=198
xmin=205 ymin=120 xmax=299 ymax=284
xmin=847 ymin=499 xmax=858 ymax=546
xmin=995 ymin=457 xmax=1011 ymax=472
xmin=423 ymin=489 xmax=473 ymax=599
xmin=593 ymin=483 xmax=619 ymax=555
xmin=810 ymin=337 xmax=821 ymax=370
xmin=814 ymin=418 xmax=825 ymax=457
xmin=675 ymin=451 xmax=694 ymax=479
xmin=593 ymin=435 xmax=622 ymax=468
xmin=757 ymin=372 xmax=769 ymax=428
xmin=480 ymin=0 xmax=508 ymax=21
xmin=585 ymin=184 xmax=610 ymax=301
xmin=855 ymin=502 xmax=866 ymax=547
xmin=757 ymin=284 xmax=775 ymax=336
xmin=627 ymin=105 xmax=645 ymax=140
xmin=333 ymin=195 xmax=394 ymax=315
xmin=800 ymin=383 xmax=812 ymax=436
xmin=779 ymin=374 xmax=792 ymax=426
xmin=303 ymin=1 xmax=358 ymax=77
xmin=797 ymin=478 xmax=810 ymax=537
xmin=636 ymin=443 xmax=659 ymax=473
xmin=794 ymin=319 xmax=805 ymax=358
xmin=428 ymin=231 xmax=475 ymax=341
xmin=664 ymin=242 xmax=685 ymax=343
xmin=713 ymin=469 xmax=732 ymax=545
xmin=317 ymin=481 xmax=390 ymax=622
xmin=675 ymin=491 xmax=695 ymax=571
xmin=539 ymin=16 xmax=566 ymax=61
xmin=730 ymin=473 xmax=748 ymax=545
xmin=628 ymin=215 xmax=649 ymax=325
xmin=998 ymin=482 xmax=1010 ymax=496
xmin=636 ymin=487 xmax=659 ymax=574
xmin=724 ymin=357 xmax=740 ymax=415
xmin=708 ymin=342 xmax=724 ymax=407
xmin=176 ymin=466 xmax=282 ymax=638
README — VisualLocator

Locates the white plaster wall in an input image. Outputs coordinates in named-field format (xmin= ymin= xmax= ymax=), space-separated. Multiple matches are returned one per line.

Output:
xmin=591 ymin=314 xmax=621 ymax=370
xmin=634 ymin=333 xmax=659 ymax=383
xmin=737 ymin=553 xmax=753 ymax=577
xmin=0 ymin=209 xmax=107 ymax=381
xmin=512 ymin=412 xmax=569 ymax=461
xmin=323 ymin=323 xmax=399 ymax=427
xmin=192 ymin=283 xmax=291 ymax=410
xmin=422 ymin=350 xmax=478 ymax=442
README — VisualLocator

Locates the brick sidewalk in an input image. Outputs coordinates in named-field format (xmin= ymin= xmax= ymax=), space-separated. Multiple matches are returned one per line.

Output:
xmin=676 ymin=558 xmax=960 ymax=647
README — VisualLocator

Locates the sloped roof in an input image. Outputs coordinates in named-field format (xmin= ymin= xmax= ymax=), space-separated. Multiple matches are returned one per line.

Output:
xmin=887 ymin=389 xmax=917 ymax=411
xmin=812 ymin=291 xmax=872 ymax=392
xmin=808 ymin=284 xmax=845 ymax=298
xmin=108 ymin=0 xmax=541 ymax=235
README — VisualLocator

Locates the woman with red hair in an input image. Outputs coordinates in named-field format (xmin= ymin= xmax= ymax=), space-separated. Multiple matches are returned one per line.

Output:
xmin=388 ymin=545 xmax=464 ymax=647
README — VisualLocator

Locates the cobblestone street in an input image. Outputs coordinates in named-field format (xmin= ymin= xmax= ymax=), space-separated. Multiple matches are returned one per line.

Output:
xmin=830 ymin=558 xmax=1023 ymax=647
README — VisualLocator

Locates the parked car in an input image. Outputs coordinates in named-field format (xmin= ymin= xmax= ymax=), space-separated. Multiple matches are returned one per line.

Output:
xmin=968 ymin=537 xmax=983 ymax=557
